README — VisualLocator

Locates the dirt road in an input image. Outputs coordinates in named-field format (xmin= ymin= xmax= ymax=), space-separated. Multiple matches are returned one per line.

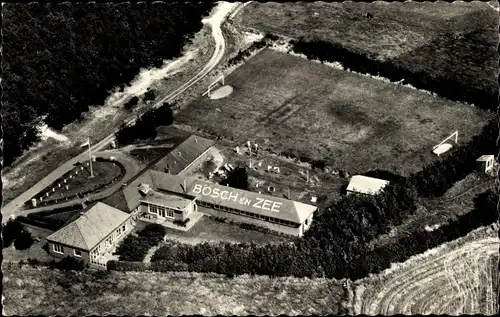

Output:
xmin=1 ymin=2 xmax=243 ymax=222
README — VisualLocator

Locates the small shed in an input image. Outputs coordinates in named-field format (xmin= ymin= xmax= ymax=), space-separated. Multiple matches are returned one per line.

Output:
xmin=476 ymin=155 xmax=495 ymax=173
xmin=346 ymin=175 xmax=390 ymax=196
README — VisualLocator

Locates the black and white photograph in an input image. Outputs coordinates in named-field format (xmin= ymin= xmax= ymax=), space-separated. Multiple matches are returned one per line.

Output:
xmin=1 ymin=0 xmax=499 ymax=315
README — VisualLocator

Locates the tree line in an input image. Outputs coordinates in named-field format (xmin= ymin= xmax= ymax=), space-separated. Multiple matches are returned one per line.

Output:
xmin=136 ymin=187 xmax=496 ymax=280
xmin=2 ymin=2 xmax=214 ymax=166
xmin=289 ymin=38 xmax=498 ymax=112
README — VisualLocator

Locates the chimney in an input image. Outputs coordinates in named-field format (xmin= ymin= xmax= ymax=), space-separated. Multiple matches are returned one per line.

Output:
xmin=180 ymin=179 xmax=187 ymax=192
xmin=194 ymin=138 xmax=198 ymax=143
xmin=306 ymin=170 xmax=310 ymax=185
xmin=287 ymin=188 xmax=291 ymax=200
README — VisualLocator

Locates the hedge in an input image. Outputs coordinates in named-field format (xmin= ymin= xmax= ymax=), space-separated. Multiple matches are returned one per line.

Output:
xmin=290 ymin=38 xmax=497 ymax=111
xmin=114 ymin=224 xmax=166 ymax=262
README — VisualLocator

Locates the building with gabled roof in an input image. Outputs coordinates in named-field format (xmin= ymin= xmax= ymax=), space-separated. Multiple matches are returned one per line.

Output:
xmin=118 ymin=170 xmax=316 ymax=237
xmin=153 ymin=134 xmax=214 ymax=176
xmin=46 ymin=202 xmax=134 ymax=268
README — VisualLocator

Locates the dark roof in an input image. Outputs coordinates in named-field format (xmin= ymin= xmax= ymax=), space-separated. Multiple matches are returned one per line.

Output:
xmin=139 ymin=171 xmax=316 ymax=223
xmin=152 ymin=135 xmax=214 ymax=175
xmin=46 ymin=202 xmax=131 ymax=251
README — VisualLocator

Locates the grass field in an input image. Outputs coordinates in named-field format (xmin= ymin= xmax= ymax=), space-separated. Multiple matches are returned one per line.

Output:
xmin=352 ymin=224 xmax=499 ymax=315
xmin=2 ymin=266 xmax=346 ymax=316
xmin=176 ymin=48 xmax=492 ymax=176
xmin=235 ymin=1 xmax=498 ymax=98
xmin=135 ymin=215 xmax=291 ymax=245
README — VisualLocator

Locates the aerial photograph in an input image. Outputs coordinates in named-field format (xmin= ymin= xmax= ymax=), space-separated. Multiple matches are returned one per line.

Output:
xmin=1 ymin=1 xmax=499 ymax=315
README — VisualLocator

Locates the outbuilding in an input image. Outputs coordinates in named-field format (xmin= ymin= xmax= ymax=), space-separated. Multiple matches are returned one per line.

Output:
xmin=346 ymin=175 xmax=390 ymax=196
xmin=476 ymin=155 xmax=495 ymax=174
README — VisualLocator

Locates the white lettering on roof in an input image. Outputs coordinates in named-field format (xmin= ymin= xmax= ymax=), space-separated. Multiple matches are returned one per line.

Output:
xmin=191 ymin=183 xmax=282 ymax=212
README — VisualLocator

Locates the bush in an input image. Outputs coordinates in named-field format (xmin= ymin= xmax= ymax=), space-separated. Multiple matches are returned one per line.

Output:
xmin=13 ymin=230 xmax=34 ymax=250
xmin=124 ymin=96 xmax=139 ymax=110
xmin=150 ymin=260 xmax=189 ymax=272
xmin=143 ymin=89 xmax=156 ymax=102
xmin=173 ymin=219 xmax=190 ymax=227
xmin=2 ymin=219 xmax=24 ymax=248
xmin=107 ymin=260 xmax=148 ymax=272
xmin=52 ymin=256 xmax=87 ymax=271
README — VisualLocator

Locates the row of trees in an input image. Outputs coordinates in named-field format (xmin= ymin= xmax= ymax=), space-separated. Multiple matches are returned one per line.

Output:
xmin=408 ymin=117 xmax=498 ymax=197
xmin=290 ymin=38 xmax=498 ymax=112
xmin=115 ymin=103 xmax=174 ymax=145
xmin=140 ymin=187 xmax=497 ymax=280
xmin=2 ymin=2 xmax=214 ymax=166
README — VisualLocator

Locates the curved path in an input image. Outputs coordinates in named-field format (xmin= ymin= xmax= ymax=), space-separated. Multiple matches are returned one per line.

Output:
xmin=1 ymin=2 xmax=243 ymax=223
xmin=353 ymin=229 xmax=499 ymax=315
xmin=6 ymin=151 xmax=141 ymax=216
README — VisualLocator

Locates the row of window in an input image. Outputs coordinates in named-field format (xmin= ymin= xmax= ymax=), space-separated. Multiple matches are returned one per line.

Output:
xmin=196 ymin=200 xmax=298 ymax=228
xmin=150 ymin=204 xmax=174 ymax=218
xmin=53 ymin=244 xmax=81 ymax=257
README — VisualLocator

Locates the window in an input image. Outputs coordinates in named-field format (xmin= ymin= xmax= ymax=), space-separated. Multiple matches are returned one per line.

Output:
xmin=305 ymin=218 xmax=309 ymax=226
xmin=150 ymin=205 xmax=158 ymax=214
xmin=53 ymin=244 xmax=64 ymax=254
xmin=74 ymin=250 xmax=82 ymax=257
xmin=122 ymin=224 xmax=126 ymax=232
xmin=166 ymin=209 xmax=174 ymax=218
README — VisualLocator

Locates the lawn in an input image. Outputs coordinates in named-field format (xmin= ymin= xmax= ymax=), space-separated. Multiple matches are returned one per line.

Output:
xmin=235 ymin=1 xmax=498 ymax=98
xmin=135 ymin=214 xmax=292 ymax=245
xmin=2 ymin=224 xmax=55 ymax=263
xmin=32 ymin=160 xmax=123 ymax=205
xmin=176 ymin=48 xmax=492 ymax=176
xmin=2 ymin=266 xmax=346 ymax=316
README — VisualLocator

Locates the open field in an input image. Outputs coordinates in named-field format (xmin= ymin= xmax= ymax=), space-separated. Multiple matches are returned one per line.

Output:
xmin=135 ymin=215 xmax=291 ymax=246
xmin=2 ymin=266 xmax=346 ymax=316
xmin=235 ymin=1 xmax=498 ymax=98
xmin=352 ymin=225 xmax=499 ymax=315
xmin=176 ymin=48 xmax=492 ymax=176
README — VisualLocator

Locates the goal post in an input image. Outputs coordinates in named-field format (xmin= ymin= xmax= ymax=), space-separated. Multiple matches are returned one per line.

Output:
xmin=202 ymin=74 xmax=225 ymax=97
xmin=433 ymin=130 xmax=458 ymax=151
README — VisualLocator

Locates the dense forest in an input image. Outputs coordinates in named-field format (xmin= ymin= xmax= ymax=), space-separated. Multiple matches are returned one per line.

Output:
xmin=2 ymin=2 xmax=215 ymax=167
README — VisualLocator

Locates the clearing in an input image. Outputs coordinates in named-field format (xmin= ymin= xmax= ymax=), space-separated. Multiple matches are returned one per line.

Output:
xmin=176 ymin=48 xmax=492 ymax=176
xmin=234 ymin=1 xmax=498 ymax=98
xmin=351 ymin=224 xmax=499 ymax=315
xmin=2 ymin=266 xmax=346 ymax=316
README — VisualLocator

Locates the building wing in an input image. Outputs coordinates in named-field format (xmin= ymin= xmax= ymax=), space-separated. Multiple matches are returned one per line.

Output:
xmin=46 ymin=202 xmax=131 ymax=251
xmin=152 ymin=135 xmax=214 ymax=175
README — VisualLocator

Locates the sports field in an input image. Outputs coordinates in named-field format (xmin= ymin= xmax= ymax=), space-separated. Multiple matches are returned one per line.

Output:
xmin=176 ymin=49 xmax=492 ymax=175
xmin=351 ymin=225 xmax=499 ymax=315
xmin=3 ymin=266 xmax=346 ymax=316
xmin=235 ymin=1 xmax=498 ymax=98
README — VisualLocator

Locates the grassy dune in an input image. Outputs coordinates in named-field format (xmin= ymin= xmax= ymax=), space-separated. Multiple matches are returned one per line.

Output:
xmin=2 ymin=266 xmax=346 ymax=316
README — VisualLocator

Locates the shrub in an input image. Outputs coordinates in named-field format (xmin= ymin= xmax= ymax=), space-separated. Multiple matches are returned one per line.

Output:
xmin=173 ymin=219 xmax=190 ymax=227
xmin=13 ymin=230 xmax=34 ymax=250
xmin=143 ymin=89 xmax=156 ymax=102
xmin=52 ymin=256 xmax=87 ymax=271
xmin=124 ymin=96 xmax=139 ymax=110
xmin=107 ymin=260 xmax=148 ymax=272
xmin=2 ymin=219 xmax=24 ymax=248
xmin=150 ymin=260 xmax=189 ymax=272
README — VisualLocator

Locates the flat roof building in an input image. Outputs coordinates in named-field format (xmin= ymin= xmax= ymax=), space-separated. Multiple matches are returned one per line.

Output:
xmin=346 ymin=175 xmax=390 ymax=196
